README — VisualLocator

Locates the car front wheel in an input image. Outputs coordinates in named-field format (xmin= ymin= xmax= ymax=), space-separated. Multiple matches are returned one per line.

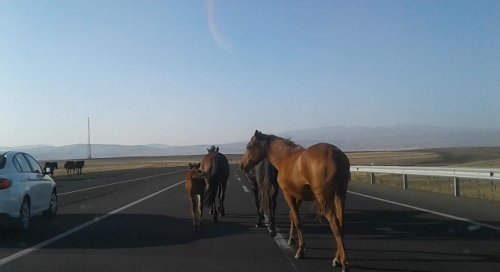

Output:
xmin=43 ymin=190 xmax=57 ymax=217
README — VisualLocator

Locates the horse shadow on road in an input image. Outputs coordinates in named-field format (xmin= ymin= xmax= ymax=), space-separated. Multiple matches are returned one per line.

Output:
xmin=270 ymin=208 xmax=500 ymax=272
xmin=0 ymin=213 xmax=248 ymax=249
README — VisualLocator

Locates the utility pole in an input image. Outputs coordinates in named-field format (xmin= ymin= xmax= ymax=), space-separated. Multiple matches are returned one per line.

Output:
xmin=87 ymin=117 xmax=92 ymax=159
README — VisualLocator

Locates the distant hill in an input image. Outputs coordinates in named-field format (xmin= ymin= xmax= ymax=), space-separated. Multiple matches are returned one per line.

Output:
xmin=3 ymin=125 xmax=500 ymax=160
xmin=281 ymin=125 xmax=500 ymax=151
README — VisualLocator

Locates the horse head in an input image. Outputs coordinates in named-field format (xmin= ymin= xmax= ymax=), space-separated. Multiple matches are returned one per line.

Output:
xmin=240 ymin=130 xmax=269 ymax=172
xmin=189 ymin=162 xmax=201 ymax=170
xmin=207 ymin=145 xmax=219 ymax=153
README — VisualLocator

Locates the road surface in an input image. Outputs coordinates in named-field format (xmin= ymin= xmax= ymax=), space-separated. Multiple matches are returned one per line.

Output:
xmin=1 ymin=166 xmax=499 ymax=272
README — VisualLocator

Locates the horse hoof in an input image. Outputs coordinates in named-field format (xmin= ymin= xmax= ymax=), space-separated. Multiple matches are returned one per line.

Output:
xmin=287 ymin=239 xmax=294 ymax=246
xmin=294 ymin=251 xmax=304 ymax=259
xmin=269 ymin=227 xmax=277 ymax=237
xmin=333 ymin=259 xmax=349 ymax=272
xmin=255 ymin=223 xmax=263 ymax=228
xmin=220 ymin=211 xmax=225 ymax=217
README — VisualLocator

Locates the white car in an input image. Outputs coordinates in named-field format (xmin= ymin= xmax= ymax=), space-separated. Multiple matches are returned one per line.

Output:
xmin=0 ymin=151 xmax=57 ymax=230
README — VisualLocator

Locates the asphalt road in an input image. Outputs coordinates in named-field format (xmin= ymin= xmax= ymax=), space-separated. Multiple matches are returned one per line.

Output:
xmin=1 ymin=165 xmax=500 ymax=272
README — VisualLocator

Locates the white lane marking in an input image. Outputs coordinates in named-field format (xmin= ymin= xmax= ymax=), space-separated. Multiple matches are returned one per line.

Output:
xmin=59 ymin=169 xmax=184 ymax=196
xmin=237 ymin=177 xmax=241 ymax=181
xmin=242 ymin=185 xmax=250 ymax=193
xmin=348 ymin=190 xmax=500 ymax=232
xmin=0 ymin=180 xmax=186 ymax=267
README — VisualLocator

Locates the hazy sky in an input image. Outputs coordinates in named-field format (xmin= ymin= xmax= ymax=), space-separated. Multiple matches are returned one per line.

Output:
xmin=1 ymin=0 xmax=499 ymax=147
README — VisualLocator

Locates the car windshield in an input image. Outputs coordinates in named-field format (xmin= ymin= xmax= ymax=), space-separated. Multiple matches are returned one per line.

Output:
xmin=1 ymin=2 xmax=499 ymax=272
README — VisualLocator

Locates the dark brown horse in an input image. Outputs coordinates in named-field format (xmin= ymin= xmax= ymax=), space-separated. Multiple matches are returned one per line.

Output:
xmin=200 ymin=146 xmax=230 ymax=223
xmin=75 ymin=160 xmax=85 ymax=174
xmin=64 ymin=161 xmax=75 ymax=175
xmin=185 ymin=163 xmax=206 ymax=230
xmin=244 ymin=159 xmax=279 ymax=236
xmin=240 ymin=130 xmax=351 ymax=271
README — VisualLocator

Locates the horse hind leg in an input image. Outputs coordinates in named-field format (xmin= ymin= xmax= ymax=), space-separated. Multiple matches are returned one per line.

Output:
xmin=195 ymin=195 xmax=203 ymax=230
xmin=218 ymin=183 xmax=226 ymax=217
xmin=190 ymin=196 xmax=198 ymax=230
xmin=324 ymin=196 xmax=348 ymax=271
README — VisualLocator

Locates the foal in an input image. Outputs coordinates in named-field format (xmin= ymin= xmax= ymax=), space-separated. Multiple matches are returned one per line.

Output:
xmin=185 ymin=163 xmax=206 ymax=230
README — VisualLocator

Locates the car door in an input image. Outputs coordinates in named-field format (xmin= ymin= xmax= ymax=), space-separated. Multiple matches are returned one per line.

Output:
xmin=23 ymin=153 xmax=52 ymax=213
xmin=13 ymin=153 xmax=40 ymax=211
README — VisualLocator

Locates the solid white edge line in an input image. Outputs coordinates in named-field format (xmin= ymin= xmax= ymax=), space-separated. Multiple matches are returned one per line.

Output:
xmin=348 ymin=190 xmax=500 ymax=232
xmin=0 ymin=180 xmax=186 ymax=267
xmin=58 ymin=169 xmax=184 ymax=196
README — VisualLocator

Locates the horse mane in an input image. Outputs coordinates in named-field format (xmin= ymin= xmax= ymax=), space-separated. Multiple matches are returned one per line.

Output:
xmin=259 ymin=133 xmax=301 ymax=149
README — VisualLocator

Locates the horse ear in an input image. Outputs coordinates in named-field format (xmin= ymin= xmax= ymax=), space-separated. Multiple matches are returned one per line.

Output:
xmin=254 ymin=130 xmax=262 ymax=139
xmin=189 ymin=163 xmax=193 ymax=169
xmin=196 ymin=163 xmax=201 ymax=169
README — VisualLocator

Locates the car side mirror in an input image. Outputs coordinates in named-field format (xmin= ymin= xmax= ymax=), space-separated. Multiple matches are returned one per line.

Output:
xmin=43 ymin=167 xmax=51 ymax=175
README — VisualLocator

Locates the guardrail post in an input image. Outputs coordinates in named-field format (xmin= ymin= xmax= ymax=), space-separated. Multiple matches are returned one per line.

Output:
xmin=370 ymin=173 xmax=375 ymax=184
xmin=403 ymin=175 xmax=408 ymax=190
xmin=453 ymin=177 xmax=460 ymax=196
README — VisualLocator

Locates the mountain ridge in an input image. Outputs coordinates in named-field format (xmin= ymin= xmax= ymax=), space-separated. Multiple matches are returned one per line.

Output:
xmin=3 ymin=125 xmax=500 ymax=160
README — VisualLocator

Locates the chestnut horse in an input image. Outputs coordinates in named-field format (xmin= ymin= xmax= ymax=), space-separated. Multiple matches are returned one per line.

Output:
xmin=240 ymin=130 xmax=350 ymax=272
xmin=185 ymin=163 xmax=206 ymax=230
xmin=244 ymin=159 xmax=279 ymax=236
xmin=200 ymin=146 xmax=230 ymax=223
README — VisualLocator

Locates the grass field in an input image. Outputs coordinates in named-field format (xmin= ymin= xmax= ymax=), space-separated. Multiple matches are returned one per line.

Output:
xmin=42 ymin=147 xmax=500 ymax=202
xmin=349 ymin=147 xmax=500 ymax=202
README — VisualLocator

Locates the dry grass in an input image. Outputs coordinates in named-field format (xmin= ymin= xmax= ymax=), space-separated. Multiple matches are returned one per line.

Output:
xmin=349 ymin=147 xmax=500 ymax=202
xmin=42 ymin=154 xmax=243 ymax=177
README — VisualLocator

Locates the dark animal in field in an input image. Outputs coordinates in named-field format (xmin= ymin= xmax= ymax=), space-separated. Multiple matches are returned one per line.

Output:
xmin=44 ymin=162 xmax=58 ymax=178
xmin=75 ymin=160 xmax=85 ymax=174
xmin=64 ymin=161 xmax=75 ymax=175
xmin=245 ymin=159 xmax=279 ymax=236
xmin=200 ymin=145 xmax=230 ymax=223
xmin=185 ymin=162 xmax=206 ymax=230
xmin=240 ymin=130 xmax=351 ymax=271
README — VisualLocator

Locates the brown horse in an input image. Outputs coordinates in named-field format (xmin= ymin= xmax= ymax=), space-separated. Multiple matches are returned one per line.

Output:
xmin=185 ymin=163 xmax=206 ymax=230
xmin=240 ymin=130 xmax=351 ymax=272
xmin=200 ymin=146 xmax=230 ymax=223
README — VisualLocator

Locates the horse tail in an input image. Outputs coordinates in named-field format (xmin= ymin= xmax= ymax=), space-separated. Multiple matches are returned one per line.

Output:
xmin=258 ymin=179 xmax=270 ymax=215
xmin=258 ymin=160 xmax=278 ymax=215
xmin=332 ymin=148 xmax=350 ymax=227
xmin=319 ymin=147 xmax=350 ymax=220
xmin=204 ymin=180 xmax=218 ymax=206
xmin=204 ymin=156 xmax=219 ymax=206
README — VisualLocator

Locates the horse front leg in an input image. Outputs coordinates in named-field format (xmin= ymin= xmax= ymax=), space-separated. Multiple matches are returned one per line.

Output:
xmin=284 ymin=194 xmax=304 ymax=259
xmin=268 ymin=192 xmax=278 ymax=237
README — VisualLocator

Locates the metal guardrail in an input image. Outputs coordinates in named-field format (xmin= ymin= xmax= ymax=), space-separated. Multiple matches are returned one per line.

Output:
xmin=350 ymin=165 xmax=500 ymax=197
